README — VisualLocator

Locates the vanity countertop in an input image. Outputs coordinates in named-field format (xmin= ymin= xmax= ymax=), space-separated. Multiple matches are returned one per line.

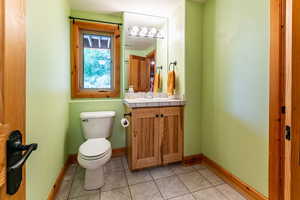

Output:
xmin=123 ymin=98 xmax=186 ymax=108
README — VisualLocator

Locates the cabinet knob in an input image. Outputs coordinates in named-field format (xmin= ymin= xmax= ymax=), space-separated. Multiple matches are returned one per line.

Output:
xmin=155 ymin=114 xmax=159 ymax=118
xmin=160 ymin=114 xmax=164 ymax=118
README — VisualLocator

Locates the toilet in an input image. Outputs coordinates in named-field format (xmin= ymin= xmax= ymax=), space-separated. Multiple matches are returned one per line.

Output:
xmin=77 ymin=111 xmax=115 ymax=190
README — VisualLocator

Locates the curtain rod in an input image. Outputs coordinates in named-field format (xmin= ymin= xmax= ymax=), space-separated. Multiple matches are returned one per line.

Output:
xmin=69 ymin=16 xmax=123 ymax=26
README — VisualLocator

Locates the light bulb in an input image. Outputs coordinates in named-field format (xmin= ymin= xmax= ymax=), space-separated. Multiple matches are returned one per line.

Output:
xmin=139 ymin=27 xmax=148 ymax=37
xmin=156 ymin=30 xmax=164 ymax=39
xmin=130 ymin=26 xmax=139 ymax=36
xmin=148 ymin=27 xmax=157 ymax=38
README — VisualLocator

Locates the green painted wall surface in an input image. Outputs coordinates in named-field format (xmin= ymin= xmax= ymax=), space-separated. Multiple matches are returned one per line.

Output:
xmin=201 ymin=0 xmax=269 ymax=196
xmin=26 ymin=0 xmax=70 ymax=199
xmin=68 ymin=11 xmax=125 ymax=154
xmin=68 ymin=8 xmax=202 ymax=158
xmin=184 ymin=0 xmax=203 ymax=156
xmin=68 ymin=100 xmax=125 ymax=153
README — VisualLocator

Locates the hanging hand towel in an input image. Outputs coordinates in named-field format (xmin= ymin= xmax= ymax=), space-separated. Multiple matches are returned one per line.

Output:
xmin=153 ymin=72 xmax=161 ymax=93
xmin=167 ymin=70 xmax=176 ymax=96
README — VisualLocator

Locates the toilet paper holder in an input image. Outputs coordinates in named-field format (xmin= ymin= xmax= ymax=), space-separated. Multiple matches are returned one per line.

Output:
xmin=124 ymin=113 xmax=132 ymax=117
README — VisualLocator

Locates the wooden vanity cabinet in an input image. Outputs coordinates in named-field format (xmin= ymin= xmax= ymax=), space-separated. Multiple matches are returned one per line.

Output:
xmin=125 ymin=106 xmax=183 ymax=170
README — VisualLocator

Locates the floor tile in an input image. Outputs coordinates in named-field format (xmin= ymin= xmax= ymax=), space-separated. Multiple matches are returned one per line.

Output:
xmin=122 ymin=156 xmax=129 ymax=171
xmin=178 ymin=172 xmax=211 ymax=192
xmin=130 ymin=181 xmax=163 ymax=200
xmin=198 ymin=169 xmax=224 ymax=186
xmin=155 ymin=175 xmax=189 ymax=199
xmin=149 ymin=166 xmax=175 ymax=179
xmin=193 ymin=187 xmax=228 ymax=200
xmin=169 ymin=194 xmax=196 ymax=200
xmin=55 ymin=180 xmax=72 ymax=200
xmin=101 ymin=171 xmax=128 ymax=192
xmin=62 ymin=157 xmax=245 ymax=200
xmin=64 ymin=164 xmax=77 ymax=181
xmin=101 ymin=187 xmax=131 ymax=200
xmin=104 ymin=157 xmax=124 ymax=173
xmin=126 ymin=169 xmax=153 ymax=185
xmin=69 ymin=192 xmax=100 ymax=200
xmin=216 ymin=184 xmax=246 ymax=200
xmin=192 ymin=164 xmax=207 ymax=170
xmin=69 ymin=167 xmax=99 ymax=198
xmin=169 ymin=163 xmax=196 ymax=175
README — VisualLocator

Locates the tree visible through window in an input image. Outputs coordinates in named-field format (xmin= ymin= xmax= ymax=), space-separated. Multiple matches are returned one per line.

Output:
xmin=82 ymin=33 xmax=113 ymax=90
xmin=71 ymin=21 xmax=120 ymax=98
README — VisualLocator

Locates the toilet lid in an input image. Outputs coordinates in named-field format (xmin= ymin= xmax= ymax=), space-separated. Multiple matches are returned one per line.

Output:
xmin=79 ymin=138 xmax=111 ymax=157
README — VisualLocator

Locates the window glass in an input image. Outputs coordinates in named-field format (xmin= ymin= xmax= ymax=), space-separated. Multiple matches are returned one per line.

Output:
xmin=82 ymin=32 xmax=113 ymax=90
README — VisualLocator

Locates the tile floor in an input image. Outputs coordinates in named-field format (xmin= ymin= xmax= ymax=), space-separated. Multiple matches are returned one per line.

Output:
xmin=55 ymin=156 xmax=246 ymax=200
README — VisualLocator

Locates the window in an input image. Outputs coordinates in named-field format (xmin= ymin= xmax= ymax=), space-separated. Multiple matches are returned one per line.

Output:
xmin=72 ymin=21 xmax=120 ymax=98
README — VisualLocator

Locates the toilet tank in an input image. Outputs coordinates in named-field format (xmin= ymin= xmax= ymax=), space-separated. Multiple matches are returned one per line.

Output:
xmin=80 ymin=111 xmax=116 ymax=139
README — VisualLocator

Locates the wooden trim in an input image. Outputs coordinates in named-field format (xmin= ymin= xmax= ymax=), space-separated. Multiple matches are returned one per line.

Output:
xmin=71 ymin=21 xmax=121 ymax=98
xmin=183 ymin=154 xmax=203 ymax=165
xmin=146 ymin=50 xmax=156 ymax=58
xmin=202 ymin=155 xmax=268 ymax=200
xmin=269 ymin=0 xmax=285 ymax=199
xmin=47 ymin=157 xmax=74 ymax=200
xmin=112 ymin=147 xmax=126 ymax=157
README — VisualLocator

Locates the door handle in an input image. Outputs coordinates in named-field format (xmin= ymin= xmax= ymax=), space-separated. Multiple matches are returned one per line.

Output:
xmin=8 ymin=143 xmax=38 ymax=172
xmin=7 ymin=130 xmax=38 ymax=195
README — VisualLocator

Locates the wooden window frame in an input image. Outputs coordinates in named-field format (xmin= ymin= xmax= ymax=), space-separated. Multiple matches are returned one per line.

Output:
xmin=71 ymin=21 xmax=120 ymax=98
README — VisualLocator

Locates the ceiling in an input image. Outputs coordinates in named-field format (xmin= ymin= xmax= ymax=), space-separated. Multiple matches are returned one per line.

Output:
xmin=69 ymin=0 xmax=183 ymax=17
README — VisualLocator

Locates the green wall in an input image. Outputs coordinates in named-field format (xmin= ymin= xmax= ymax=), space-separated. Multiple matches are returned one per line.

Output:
xmin=68 ymin=100 xmax=125 ymax=153
xmin=68 ymin=10 xmax=126 ymax=154
xmin=67 ymin=9 xmax=201 ymax=157
xmin=201 ymin=0 xmax=269 ymax=196
xmin=26 ymin=0 xmax=70 ymax=199
xmin=184 ymin=0 xmax=203 ymax=155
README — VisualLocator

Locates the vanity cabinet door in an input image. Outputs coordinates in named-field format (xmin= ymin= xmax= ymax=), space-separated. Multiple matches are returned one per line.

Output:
xmin=160 ymin=107 xmax=183 ymax=164
xmin=131 ymin=108 xmax=161 ymax=170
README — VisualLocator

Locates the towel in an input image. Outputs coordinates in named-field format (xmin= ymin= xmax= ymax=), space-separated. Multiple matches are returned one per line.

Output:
xmin=167 ymin=70 xmax=176 ymax=96
xmin=153 ymin=72 xmax=160 ymax=93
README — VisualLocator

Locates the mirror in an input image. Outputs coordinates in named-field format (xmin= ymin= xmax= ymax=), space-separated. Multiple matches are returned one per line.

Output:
xmin=124 ymin=13 xmax=168 ymax=92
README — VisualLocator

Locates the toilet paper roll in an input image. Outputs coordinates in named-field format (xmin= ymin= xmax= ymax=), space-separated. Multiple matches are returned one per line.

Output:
xmin=121 ymin=118 xmax=130 ymax=128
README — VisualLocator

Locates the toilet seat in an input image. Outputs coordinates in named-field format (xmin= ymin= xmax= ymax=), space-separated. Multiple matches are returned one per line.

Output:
xmin=79 ymin=138 xmax=111 ymax=160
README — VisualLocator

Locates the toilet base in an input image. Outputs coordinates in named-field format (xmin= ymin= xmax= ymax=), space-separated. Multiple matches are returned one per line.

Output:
xmin=84 ymin=166 xmax=104 ymax=190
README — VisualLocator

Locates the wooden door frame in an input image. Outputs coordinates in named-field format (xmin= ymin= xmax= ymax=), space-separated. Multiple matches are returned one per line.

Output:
xmin=269 ymin=0 xmax=285 ymax=199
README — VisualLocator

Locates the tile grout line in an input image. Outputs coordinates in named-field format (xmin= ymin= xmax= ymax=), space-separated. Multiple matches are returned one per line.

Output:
xmin=149 ymin=166 xmax=168 ymax=200
xmin=173 ymin=170 xmax=194 ymax=199
xmin=195 ymin=168 xmax=231 ymax=200
xmin=66 ymin=164 xmax=78 ymax=200
xmin=121 ymin=156 xmax=134 ymax=200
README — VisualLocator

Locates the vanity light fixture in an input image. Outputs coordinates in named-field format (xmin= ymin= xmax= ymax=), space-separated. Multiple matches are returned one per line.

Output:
xmin=139 ymin=27 xmax=148 ymax=37
xmin=156 ymin=30 xmax=164 ymax=39
xmin=130 ymin=26 xmax=139 ymax=36
xmin=148 ymin=27 xmax=157 ymax=38
xmin=128 ymin=26 xmax=164 ymax=39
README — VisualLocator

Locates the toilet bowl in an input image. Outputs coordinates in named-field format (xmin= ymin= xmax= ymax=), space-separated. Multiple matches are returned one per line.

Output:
xmin=78 ymin=111 xmax=115 ymax=190
xmin=78 ymin=138 xmax=112 ymax=190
